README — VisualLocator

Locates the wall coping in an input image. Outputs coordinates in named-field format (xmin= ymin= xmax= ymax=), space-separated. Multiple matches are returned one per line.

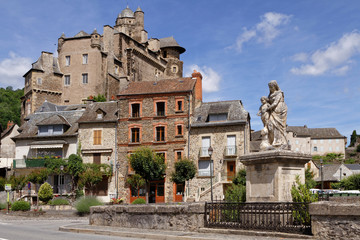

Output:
xmin=241 ymin=150 xmax=311 ymax=165
xmin=310 ymin=201 xmax=360 ymax=216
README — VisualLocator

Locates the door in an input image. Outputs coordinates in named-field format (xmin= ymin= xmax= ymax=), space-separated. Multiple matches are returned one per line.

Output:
xmin=174 ymin=183 xmax=184 ymax=202
xmin=149 ymin=180 xmax=165 ymax=203
xmin=93 ymin=153 xmax=101 ymax=164
xmin=227 ymin=161 xmax=236 ymax=181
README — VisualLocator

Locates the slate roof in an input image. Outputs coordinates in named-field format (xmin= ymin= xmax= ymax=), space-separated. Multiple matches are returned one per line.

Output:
xmin=1 ymin=124 xmax=15 ymax=139
xmin=118 ymin=78 xmax=196 ymax=96
xmin=159 ymin=36 xmax=186 ymax=54
xmin=77 ymin=102 xmax=118 ymax=123
xmin=314 ymin=164 xmax=342 ymax=182
xmin=191 ymin=100 xmax=249 ymax=128
xmin=345 ymin=164 xmax=360 ymax=171
xmin=14 ymin=101 xmax=85 ymax=140
xmin=26 ymin=55 xmax=62 ymax=76
xmin=73 ymin=30 xmax=90 ymax=38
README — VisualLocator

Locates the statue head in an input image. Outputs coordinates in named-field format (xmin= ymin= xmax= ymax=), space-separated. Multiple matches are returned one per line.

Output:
xmin=268 ymin=80 xmax=280 ymax=93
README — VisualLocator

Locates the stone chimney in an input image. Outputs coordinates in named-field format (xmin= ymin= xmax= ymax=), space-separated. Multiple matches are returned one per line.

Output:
xmin=192 ymin=70 xmax=203 ymax=108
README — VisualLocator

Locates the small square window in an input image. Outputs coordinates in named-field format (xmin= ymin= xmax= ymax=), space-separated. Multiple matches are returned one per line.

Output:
xmin=131 ymin=104 xmax=140 ymax=118
xmin=64 ymin=75 xmax=70 ymax=86
xmin=176 ymin=100 xmax=183 ymax=111
xmin=65 ymin=56 xmax=70 ymax=66
xmin=82 ymin=54 xmax=88 ymax=64
xmin=82 ymin=73 xmax=88 ymax=84
xmin=156 ymin=102 xmax=165 ymax=116
xmin=176 ymin=151 xmax=182 ymax=161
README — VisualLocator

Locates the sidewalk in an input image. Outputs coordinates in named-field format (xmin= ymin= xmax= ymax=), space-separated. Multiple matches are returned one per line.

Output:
xmin=59 ymin=224 xmax=315 ymax=240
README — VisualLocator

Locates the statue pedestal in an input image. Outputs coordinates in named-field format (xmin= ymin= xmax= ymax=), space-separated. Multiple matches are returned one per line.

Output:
xmin=240 ymin=150 xmax=311 ymax=202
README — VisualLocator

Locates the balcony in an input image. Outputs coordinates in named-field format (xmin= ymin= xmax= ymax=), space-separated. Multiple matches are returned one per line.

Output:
xmin=200 ymin=147 xmax=209 ymax=157
xmin=13 ymin=158 xmax=47 ymax=169
xmin=224 ymin=145 xmax=237 ymax=157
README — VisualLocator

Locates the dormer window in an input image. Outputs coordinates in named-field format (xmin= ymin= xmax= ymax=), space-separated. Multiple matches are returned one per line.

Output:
xmin=96 ymin=109 xmax=105 ymax=119
xmin=208 ymin=113 xmax=227 ymax=122
xmin=38 ymin=125 xmax=65 ymax=136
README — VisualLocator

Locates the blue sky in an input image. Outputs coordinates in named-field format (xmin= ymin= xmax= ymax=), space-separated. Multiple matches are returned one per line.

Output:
xmin=0 ymin=0 xmax=359 ymax=143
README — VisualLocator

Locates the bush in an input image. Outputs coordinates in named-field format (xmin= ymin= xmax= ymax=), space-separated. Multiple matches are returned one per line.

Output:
xmin=131 ymin=198 xmax=146 ymax=204
xmin=0 ymin=202 xmax=7 ymax=210
xmin=75 ymin=197 xmax=103 ymax=214
xmin=0 ymin=177 xmax=5 ymax=191
xmin=75 ymin=189 xmax=84 ymax=199
xmin=38 ymin=182 xmax=53 ymax=203
xmin=49 ymin=198 xmax=69 ymax=206
xmin=336 ymin=173 xmax=360 ymax=190
xmin=225 ymin=184 xmax=246 ymax=202
xmin=12 ymin=200 xmax=31 ymax=211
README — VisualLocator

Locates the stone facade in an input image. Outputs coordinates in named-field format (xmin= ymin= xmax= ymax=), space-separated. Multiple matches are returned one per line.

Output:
xmin=90 ymin=203 xmax=205 ymax=232
xmin=21 ymin=6 xmax=186 ymax=121
xmin=0 ymin=123 xmax=19 ymax=158
xmin=310 ymin=201 xmax=360 ymax=239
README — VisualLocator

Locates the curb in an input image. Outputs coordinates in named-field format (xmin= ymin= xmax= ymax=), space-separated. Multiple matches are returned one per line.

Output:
xmin=59 ymin=224 xmax=315 ymax=240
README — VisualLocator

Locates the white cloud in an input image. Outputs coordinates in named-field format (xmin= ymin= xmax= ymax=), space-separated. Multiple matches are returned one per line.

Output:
xmin=0 ymin=52 xmax=32 ymax=89
xmin=234 ymin=12 xmax=291 ymax=52
xmin=291 ymin=31 xmax=360 ymax=76
xmin=291 ymin=52 xmax=308 ymax=62
xmin=186 ymin=64 xmax=222 ymax=92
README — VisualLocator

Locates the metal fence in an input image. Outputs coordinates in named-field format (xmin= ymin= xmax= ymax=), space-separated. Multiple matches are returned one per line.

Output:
xmin=205 ymin=201 xmax=311 ymax=235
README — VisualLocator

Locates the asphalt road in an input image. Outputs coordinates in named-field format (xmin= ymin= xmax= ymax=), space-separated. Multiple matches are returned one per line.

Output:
xmin=0 ymin=219 xmax=140 ymax=240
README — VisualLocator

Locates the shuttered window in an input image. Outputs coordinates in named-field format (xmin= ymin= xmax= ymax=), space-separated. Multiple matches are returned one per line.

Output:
xmin=93 ymin=130 xmax=102 ymax=145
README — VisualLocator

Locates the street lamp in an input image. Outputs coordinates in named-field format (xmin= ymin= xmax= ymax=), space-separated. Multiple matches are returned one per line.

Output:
xmin=208 ymin=146 xmax=214 ymax=202
xmin=60 ymin=165 xmax=64 ymax=197
xmin=115 ymin=161 xmax=121 ymax=199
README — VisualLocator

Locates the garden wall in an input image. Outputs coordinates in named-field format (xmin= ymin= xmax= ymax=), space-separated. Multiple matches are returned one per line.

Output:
xmin=90 ymin=203 xmax=205 ymax=231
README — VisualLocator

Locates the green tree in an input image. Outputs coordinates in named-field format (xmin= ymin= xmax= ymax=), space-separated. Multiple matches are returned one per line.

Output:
xmin=78 ymin=163 xmax=111 ymax=196
xmin=9 ymin=175 xmax=27 ymax=196
xmin=170 ymin=158 xmax=196 ymax=184
xmin=27 ymin=169 xmax=49 ymax=208
xmin=38 ymin=182 xmax=53 ymax=203
xmin=127 ymin=174 xmax=145 ymax=198
xmin=129 ymin=147 xmax=166 ymax=202
xmin=0 ymin=177 xmax=6 ymax=191
xmin=312 ymin=153 xmax=344 ymax=164
xmin=305 ymin=167 xmax=317 ymax=189
xmin=333 ymin=173 xmax=360 ymax=190
xmin=68 ymin=154 xmax=84 ymax=192
xmin=350 ymin=130 xmax=358 ymax=147
xmin=232 ymin=169 xmax=246 ymax=186
xmin=0 ymin=87 xmax=23 ymax=128
xmin=44 ymin=157 xmax=68 ymax=175
xmin=224 ymin=169 xmax=246 ymax=202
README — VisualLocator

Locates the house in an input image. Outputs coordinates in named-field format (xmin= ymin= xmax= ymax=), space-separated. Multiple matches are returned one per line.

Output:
xmin=0 ymin=121 xmax=19 ymax=178
xmin=188 ymin=100 xmax=250 ymax=201
xmin=251 ymin=126 xmax=347 ymax=156
xmin=314 ymin=164 xmax=360 ymax=189
xmin=12 ymin=101 xmax=86 ymax=195
xmin=21 ymin=6 xmax=186 ymax=121
xmin=116 ymin=71 xmax=202 ymax=203
xmin=77 ymin=101 xmax=118 ymax=202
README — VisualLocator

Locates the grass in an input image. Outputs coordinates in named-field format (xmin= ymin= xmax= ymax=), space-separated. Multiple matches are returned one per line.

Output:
xmin=75 ymin=197 xmax=103 ymax=214
xmin=49 ymin=198 xmax=70 ymax=205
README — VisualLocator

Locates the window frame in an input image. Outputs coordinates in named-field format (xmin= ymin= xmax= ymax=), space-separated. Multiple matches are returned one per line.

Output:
xmin=82 ymin=73 xmax=88 ymax=84
xmin=156 ymin=102 xmax=166 ymax=117
xmin=156 ymin=126 xmax=165 ymax=142
xmin=82 ymin=54 xmax=88 ymax=64
xmin=64 ymin=75 xmax=71 ymax=86
xmin=175 ymin=98 xmax=184 ymax=112
xmin=93 ymin=130 xmax=102 ymax=145
xmin=130 ymin=127 xmax=140 ymax=143
xmin=65 ymin=56 xmax=71 ymax=66
xmin=129 ymin=101 xmax=142 ymax=118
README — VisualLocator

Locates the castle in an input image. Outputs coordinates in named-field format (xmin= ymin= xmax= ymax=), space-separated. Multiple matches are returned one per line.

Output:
xmin=21 ymin=6 xmax=186 ymax=121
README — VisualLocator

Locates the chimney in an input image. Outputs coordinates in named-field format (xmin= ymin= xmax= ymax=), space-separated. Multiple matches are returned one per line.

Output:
xmin=192 ymin=70 xmax=203 ymax=108
xmin=7 ymin=121 xmax=14 ymax=129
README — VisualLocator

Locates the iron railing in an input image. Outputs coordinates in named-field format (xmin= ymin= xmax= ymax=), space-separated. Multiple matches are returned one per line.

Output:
xmin=205 ymin=201 xmax=311 ymax=235
xmin=224 ymin=145 xmax=236 ymax=156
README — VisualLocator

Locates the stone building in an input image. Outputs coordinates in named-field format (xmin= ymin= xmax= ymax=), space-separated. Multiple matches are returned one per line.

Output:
xmin=12 ymin=101 xmax=85 ymax=195
xmin=21 ymin=6 xmax=186 ymax=121
xmin=187 ymin=100 xmax=250 ymax=201
xmin=116 ymin=71 xmax=203 ymax=203
xmin=251 ymin=126 xmax=347 ymax=156
xmin=77 ymin=101 xmax=118 ymax=202
xmin=0 ymin=121 xmax=19 ymax=178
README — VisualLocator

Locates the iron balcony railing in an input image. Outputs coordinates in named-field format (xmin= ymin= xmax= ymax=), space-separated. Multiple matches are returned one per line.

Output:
xmin=205 ymin=201 xmax=312 ymax=235
xmin=224 ymin=145 xmax=236 ymax=156
xmin=200 ymin=147 xmax=209 ymax=157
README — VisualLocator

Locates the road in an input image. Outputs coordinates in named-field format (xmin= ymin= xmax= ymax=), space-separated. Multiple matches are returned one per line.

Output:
xmin=0 ymin=219 xmax=139 ymax=240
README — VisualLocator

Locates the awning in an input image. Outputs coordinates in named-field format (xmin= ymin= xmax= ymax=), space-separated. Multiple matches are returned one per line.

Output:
xmin=30 ymin=144 xmax=63 ymax=149
xmin=82 ymin=149 xmax=113 ymax=154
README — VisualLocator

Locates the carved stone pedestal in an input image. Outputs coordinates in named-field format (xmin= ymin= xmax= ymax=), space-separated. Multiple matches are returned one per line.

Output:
xmin=240 ymin=150 xmax=311 ymax=202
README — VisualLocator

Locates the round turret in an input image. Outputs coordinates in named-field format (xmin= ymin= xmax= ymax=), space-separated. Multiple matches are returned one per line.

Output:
xmin=119 ymin=6 xmax=134 ymax=18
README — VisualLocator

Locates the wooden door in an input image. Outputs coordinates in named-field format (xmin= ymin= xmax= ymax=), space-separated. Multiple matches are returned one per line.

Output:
xmin=93 ymin=153 xmax=101 ymax=164
xmin=174 ymin=183 xmax=184 ymax=202
xmin=149 ymin=180 xmax=165 ymax=203
xmin=227 ymin=161 xmax=236 ymax=181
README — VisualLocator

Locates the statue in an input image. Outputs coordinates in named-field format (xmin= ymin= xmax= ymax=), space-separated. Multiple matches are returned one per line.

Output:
xmin=257 ymin=80 xmax=288 ymax=150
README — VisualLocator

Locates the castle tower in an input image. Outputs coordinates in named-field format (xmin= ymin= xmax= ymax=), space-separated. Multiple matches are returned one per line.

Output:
xmin=91 ymin=29 xmax=101 ymax=49
xmin=160 ymin=36 xmax=186 ymax=78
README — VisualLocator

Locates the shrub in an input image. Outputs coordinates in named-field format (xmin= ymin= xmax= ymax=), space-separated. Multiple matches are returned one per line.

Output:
xmin=49 ymin=198 xmax=69 ymax=206
xmin=0 ymin=202 xmax=7 ymax=210
xmin=75 ymin=189 xmax=84 ymax=199
xmin=75 ymin=197 xmax=103 ymax=214
xmin=38 ymin=182 xmax=53 ymax=203
xmin=0 ymin=177 xmax=5 ymax=191
xmin=12 ymin=200 xmax=31 ymax=211
xmin=225 ymin=184 xmax=246 ymax=202
xmin=131 ymin=198 xmax=146 ymax=204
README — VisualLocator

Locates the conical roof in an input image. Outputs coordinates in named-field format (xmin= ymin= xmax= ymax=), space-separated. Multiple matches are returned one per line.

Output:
xmin=118 ymin=6 xmax=134 ymax=18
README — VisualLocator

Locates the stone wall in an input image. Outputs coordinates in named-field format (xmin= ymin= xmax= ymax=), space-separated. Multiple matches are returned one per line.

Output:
xmin=90 ymin=203 xmax=205 ymax=231
xmin=310 ymin=201 xmax=360 ymax=239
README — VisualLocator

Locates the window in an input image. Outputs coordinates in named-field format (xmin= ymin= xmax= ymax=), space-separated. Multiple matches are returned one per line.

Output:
xmin=198 ymin=160 xmax=212 ymax=176
xmin=320 ymin=140 xmax=323 ymax=144
xmin=93 ymin=153 xmax=101 ymax=164
xmin=320 ymin=146 xmax=324 ymax=151
xmin=176 ymin=151 xmax=182 ymax=161
xmin=82 ymin=54 xmax=88 ymax=64
xmin=208 ymin=114 xmax=227 ymax=122
xmin=329 ymin=139 xmax=332 ymax=143
xmin=156 ymin=152 xmax=166 ymax=162
xmin=313 ymin=140 xmax=317 ymax=144
xmin=226 ymin=135 xmax=236 ymax=155
xmin=82 ymin=73 xmax=88 ymax=84
xmin=295 ymin=140 xmax=299 ymax=145
xmin=65 ymin=56 xmax=70 ymax=66
xmin=93 ymin=130 xmax=102 ymax=145
xmin=115 ymin=65 xmax=119 ymax=74
xmin=156 ymin=102 xmax=165 ymax=116
xmin=336 ymin=139 xmax=339 ymax=143
xmin=131 ymin=128 xmax=140 ymax=143
xmin=64 ymin=75 xmax=70 ymax=86
xmin=131 ymin=104 xmax=140 ymax=118
xmin=156 ymin=126 xmax=165 ymax=142
xmin=38 ymin=125 xmax=64 ymax=136
xmin=176 ymin=125 xmax=183 ymax=136
xmin=336 ymin=146 xmax=339 ymax=151
xmin=172 ymin=66 xmax=177 ymax=73
xmin=313 ymin=147 xmax=318 ymax=152
xmin=201 ymin=136 xmax=211 ymax=157
xmin=296 ymin=148 xmax=299 ymax=151
xmin=96 ymin=110 xmax=104 ymax=119
xmin=176 ymin=99 xmax=183 ymax=112
xmin=37 ymin=78 xmax=42 ymax=85
xmin=329 ymin=147 xmax=332 ymax=151
xmin=162 ymin=51 xmax=167 ymax=58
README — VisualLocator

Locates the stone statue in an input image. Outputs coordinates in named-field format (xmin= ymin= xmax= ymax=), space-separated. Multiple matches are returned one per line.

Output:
xmin=258 ymin=80 xmax=288 ymax=150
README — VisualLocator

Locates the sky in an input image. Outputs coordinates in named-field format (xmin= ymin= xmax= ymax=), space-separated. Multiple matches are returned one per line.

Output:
xmin=0 ymin=0 xmax=359 ymax=144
